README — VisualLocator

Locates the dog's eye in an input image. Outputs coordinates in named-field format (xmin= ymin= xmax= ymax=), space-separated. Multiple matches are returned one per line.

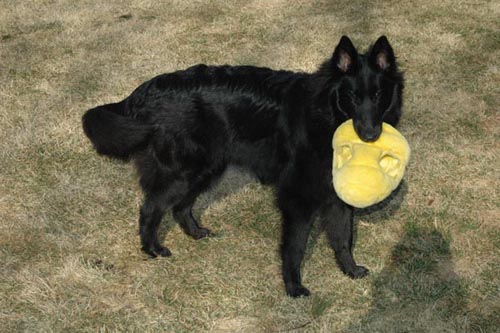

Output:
xmin=371 ymin=90 xmax=381 ymax=102
xmin=348 ymin=90 xmax=361 ymax=105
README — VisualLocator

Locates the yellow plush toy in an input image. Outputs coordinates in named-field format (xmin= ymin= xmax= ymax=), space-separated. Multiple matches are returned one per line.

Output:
xmin=332 ymin=120 xmax=410 ymax=208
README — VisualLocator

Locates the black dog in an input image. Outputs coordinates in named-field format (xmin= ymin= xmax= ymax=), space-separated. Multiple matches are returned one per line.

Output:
xmin=82 ymin=36 xmax=404 ymax=297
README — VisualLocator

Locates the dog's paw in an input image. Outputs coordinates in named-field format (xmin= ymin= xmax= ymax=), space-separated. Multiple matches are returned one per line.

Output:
xmin=191 ymin=227 xmax=211 ymax=240
xmin=155 ymin=246 xmax=172 ymax=257
xmin=142 ymin=245 xmax=172 ymax=258
xmin=286 ymin=285 xmax=311 ymax=298
xmin=347 ymin=265 xmax=369 ymax=279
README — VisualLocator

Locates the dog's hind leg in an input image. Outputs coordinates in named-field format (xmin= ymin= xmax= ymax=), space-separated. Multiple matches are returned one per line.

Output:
xmin=139 ymin=179 xmax=188 ymax=258
xmin=173 ymin=192 xmax=211 ymax=240
xmin=139 ymin=194 xmax=172 ymax=258
xmin=321 ymin=200 xmax=369 ymax=278
xmin=172 ymin=167 xmax=225 ymax=239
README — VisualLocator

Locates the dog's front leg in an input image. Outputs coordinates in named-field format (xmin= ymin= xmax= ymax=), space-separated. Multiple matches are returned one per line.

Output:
xmin=320 ymin=200 xmax=369 ymax=278
xmin=278 ymin=192 xmax=315 ymax=297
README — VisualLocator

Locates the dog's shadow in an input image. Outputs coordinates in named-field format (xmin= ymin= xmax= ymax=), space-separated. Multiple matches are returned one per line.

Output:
xmin=193 ymin=167 xmax=259 ymax=213
xmin=159 ymin=167 xmax=259 ymax=237
xmin=305 ymin=180 xmax=409 ymax=257
xmin=347 ymin=224 xmax=468 ymax=331
xmin=355 ymin=179 xmax=408 ymax=221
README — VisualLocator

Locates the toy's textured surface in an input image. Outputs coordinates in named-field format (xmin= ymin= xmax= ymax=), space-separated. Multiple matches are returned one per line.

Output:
xmin=332 ymin=120 xmax=410 ymax=208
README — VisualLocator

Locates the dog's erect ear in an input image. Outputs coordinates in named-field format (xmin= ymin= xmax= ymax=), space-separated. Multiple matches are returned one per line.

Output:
xmin=332 ymin=36 xmax=358 ymax=73
xmin=369 ymin=36 xmax=396 ymax=71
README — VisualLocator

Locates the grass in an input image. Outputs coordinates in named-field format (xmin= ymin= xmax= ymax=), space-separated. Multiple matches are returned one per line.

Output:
xmin=1 ymin=0 xmax=499 ymax=331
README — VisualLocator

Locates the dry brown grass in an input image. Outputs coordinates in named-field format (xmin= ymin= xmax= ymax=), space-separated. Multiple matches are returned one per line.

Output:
xmin=1 ymin=0 xmax=498 ymax=331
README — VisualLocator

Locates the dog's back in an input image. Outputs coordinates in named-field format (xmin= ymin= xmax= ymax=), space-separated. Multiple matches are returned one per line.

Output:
xmin=84 ymin=64 xmax=310 ymax=184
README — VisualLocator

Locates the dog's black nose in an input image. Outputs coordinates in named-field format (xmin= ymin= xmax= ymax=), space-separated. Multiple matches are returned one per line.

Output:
xmin=361 ymin=130 xmax=381 ymax=142
xmin=354 ymin=119 xmax=382 ymax=142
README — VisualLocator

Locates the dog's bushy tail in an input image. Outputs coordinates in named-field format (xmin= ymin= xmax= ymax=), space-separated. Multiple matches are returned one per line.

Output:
xmin=82 ymin=101 xmax=152 ymax=161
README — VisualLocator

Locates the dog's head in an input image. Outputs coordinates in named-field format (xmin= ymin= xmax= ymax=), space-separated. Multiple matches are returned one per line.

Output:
xmin=329 ymin=36 xmax=404 ymax=142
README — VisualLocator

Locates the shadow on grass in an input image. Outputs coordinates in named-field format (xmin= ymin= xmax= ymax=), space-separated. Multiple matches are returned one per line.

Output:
xmin=355 ymin=180 xmax=408 ymax=221
xmin=306 ymin=180 xmax=408 ymax=260
xmin=194 ymin=167 xmax=258 ymax=212
xmin=348 ymin=223 xmax=469 ymax=332
xmin=157 ymin=167 xmax=258 ymax=241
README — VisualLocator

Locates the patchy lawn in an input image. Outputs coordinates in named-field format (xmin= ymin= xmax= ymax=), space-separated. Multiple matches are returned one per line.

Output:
xmin=1 ymin=0 xmax=498 ymax=331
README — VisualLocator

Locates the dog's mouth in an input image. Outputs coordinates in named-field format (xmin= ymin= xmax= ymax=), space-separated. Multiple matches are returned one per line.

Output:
xmin=354 ymin=123 xmax=382 ymax=142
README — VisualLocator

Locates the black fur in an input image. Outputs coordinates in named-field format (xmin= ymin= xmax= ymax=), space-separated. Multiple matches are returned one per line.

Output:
xmin=82 ymin=36 xmax=404 ymax=297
